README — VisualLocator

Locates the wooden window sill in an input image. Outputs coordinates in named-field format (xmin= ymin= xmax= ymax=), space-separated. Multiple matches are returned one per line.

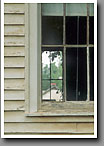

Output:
xmin=25 ymin=101 xmax=94 ymax=117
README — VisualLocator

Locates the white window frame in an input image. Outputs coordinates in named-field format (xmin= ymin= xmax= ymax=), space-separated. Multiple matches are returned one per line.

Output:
xmin=25 ymin=3 xmax=94 ymax=116
xmin=25 ymin=3 xmax=41 ymax=113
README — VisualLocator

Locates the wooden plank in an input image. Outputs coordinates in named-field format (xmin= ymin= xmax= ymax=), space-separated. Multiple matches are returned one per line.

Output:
xmin=39 ymin=101 xmax=94 ymax=115
xmin=4 ymin=36 xmax=25 ymax=46
xmin=4 ymin=57 xmax=25 ymax=67
xmin=4 ymin=47 xmax=25 ymax=56
xmin=4 ymin=101 xmax=24 ymax=111
xmin=4 ymin=123 xmax=94 ymax=133
xmin=4 ymin=90 xmax=25 ymax=100
xmin=4 ymin=4 xmax=25 ymax=13
xmin=77 ymin=123 xmax=94 ymax=133
xmin=4 ymin=68 xmax=24 ymax=78
xmin=4 ymin=111 xmax=94 ymax=123
xmin=4 ymin=133 xmax=94 ymax=135
xmin=4 ymin=25 xmax=24 ymax=35
xmin=4 ymin=14 xmax=24 ymax=24
xmin=4 ymin=79 xmax=25 ymax=90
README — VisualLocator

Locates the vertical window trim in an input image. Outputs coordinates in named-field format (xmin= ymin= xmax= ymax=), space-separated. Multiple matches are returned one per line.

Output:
xmin=25 ymin=3 xmax=41 ymax=113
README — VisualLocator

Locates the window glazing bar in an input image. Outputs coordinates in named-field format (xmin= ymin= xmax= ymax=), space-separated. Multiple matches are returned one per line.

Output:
xmin=87 ymin=4 xmax=90 ymax=101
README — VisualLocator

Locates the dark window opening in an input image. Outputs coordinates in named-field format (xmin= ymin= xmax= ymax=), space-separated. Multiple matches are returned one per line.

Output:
xmin=66 ymin=48 xmax=87 ymax=101
xmin=42 ymin=16 xmax=63 ymax=45
xmin=41 ymin=4 xmax=94 ymax=102
xmin=89 ymin=16 xmax=94 ymax=44
xmin=66 ymin=16 xmax=87 ymax=45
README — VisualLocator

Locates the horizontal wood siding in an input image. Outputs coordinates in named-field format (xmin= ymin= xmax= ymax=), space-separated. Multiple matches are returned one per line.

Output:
xmin=4 ymin=3 xmax=94 ymax=135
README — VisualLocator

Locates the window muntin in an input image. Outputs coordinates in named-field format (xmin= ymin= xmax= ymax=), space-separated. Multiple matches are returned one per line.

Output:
xmin=41 ymin=3 xmax=94 ymax=102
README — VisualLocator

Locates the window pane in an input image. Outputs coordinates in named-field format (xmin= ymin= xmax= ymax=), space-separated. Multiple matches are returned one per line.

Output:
xmin=51 ymin=51 xmax=62 ymax=79
xmin=66 ymin=3 xmax=87 ymax=16
xmin=42 ymin=51 xmax=50 ymax=79
xmin=89 ymin=3 xmax=94 ymax=16
xmin=51 ymin=80 xmax=63 ymax=101
xmin=42 ymin=16 xmax=63 ymax=45
xmin=66 ymin=16 xmax=77 ymax=44
xmin=66 ymin=48 xmax=87 ymax=101
xmin=79 ymin=16 xmax=87 ymax=44
xmin=66 ymin=48 xmax=77 ymax=101
xmin=42 ymin=80 xmax=50 ymax=100
xmin=42 ymin=3 xmax=63 ymax=16
xmin=78 ymin=48 xmax=87 ymax=101
xmin=66 ymin=16 xmax=87 ymax=45
xmin=89 ymin=16 xmax=94 ymax=44
xmin=90 ymin=47 xmax=94 ymax=101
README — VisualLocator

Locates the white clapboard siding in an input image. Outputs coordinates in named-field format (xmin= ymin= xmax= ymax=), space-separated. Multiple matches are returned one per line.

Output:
xmin=4 ymin=123 xmax=94 ymax=134
xmin=4 ymin=101 xmax=25 ymax=111
xmin=4 ymin=3 xmax=25 ymax=13
xmin=4 ymin=91 xmax=25 ymax=100
xmin=4 ymin=57 xmax=25 ymax=67
xmin=4 ymin=112 xmax=94 ymax=123
xmin=4 ymin=79 xmax=25 ymax=90
xmin=4 ymin=3 xmax=94 ymax=135
xmin=4 ymin=25 xmax=25 ymax=35
xmin=4 ymin=47 xmax=25 ymax=56
xmin=4 ymin=14 xmax=24 ymax=24
xmin=4 ymin=36 xmax=25 ymax=46
xmin=4 ymin=68 xmax=24 ymax=78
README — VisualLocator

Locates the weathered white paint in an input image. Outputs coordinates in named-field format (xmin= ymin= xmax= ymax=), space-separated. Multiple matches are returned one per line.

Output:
xmin=4 ymin=47 xmax=25 ymax=56
xmin=4 ymin=3 xmax=94 ymax=135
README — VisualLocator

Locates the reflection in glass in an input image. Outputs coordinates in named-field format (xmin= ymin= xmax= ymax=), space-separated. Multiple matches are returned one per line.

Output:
xmin=42 ymin=80 xmax=50 ymax=100
xmin=51 ymin=51 xmax=62 ymax=79
xmin=42 ymin=3 xmax=63 ymax=16
xmin=51 ymin=80 xmax=63 ymax=101
xmin=89 ymin=3 xmax=94 ymax=16
xmin=66 ymin=3 xmax=87 ymax=16
xmin=42 ymin=51 xmax=50 ymax=79
xmin=42 ymin=16 xmax=63 ymax=45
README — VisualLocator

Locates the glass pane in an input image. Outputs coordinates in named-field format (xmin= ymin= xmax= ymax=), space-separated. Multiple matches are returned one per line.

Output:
xmin=89 ymin=16 xmax=94 ymax=44
xmin=79 ymin=16 xmax=87 ymax=44
xmin=42 ymin=80 xmax=50 ymax=100
xmin=90 ymin=47 xmax=94 ymax=101
xmin=42 ymin=3 xmax=63 ymax=16
xmin=66 ymin=48 xmax=77 ymax=101
xmin=42 ymin=51 xmax=50 ymax=79
xmin=51 ymin=51 xmax=62 ymax=79
xmin=66 ymin=16 xmax=77 ymax=44
xmin=66 ymin=3 xmax=87 ymax=16
xmin=78 ymin=48 xmax=87 ymax=101
xmin=51 ymin=80 xmax=63 ymax=101
xmin=42 ymin=16 xmax=63 ymax=45
xmin=89 ymin=3 xmax=94 ymax=16
xmin=66 ymin=48 xmax=87 ymax=101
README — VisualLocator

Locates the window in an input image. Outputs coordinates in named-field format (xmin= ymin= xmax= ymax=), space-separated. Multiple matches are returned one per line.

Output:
xmin=25 ymin=3 xmax=94 ymax=115
xmin=41 ymin=3 xmax=94 ymax=102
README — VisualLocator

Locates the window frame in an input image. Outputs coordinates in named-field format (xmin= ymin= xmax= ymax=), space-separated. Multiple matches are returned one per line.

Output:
xmin=25 ymin=3 xmax=94 ymax=116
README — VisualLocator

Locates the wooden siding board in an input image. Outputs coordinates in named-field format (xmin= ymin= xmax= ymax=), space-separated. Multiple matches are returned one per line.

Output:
xmin=4 ymin=36 xmax=25 ymax=46
xmin=4 ymin=57 xmax=25 ymax=67
xmin=4 ymin=25 xmax=25 ymax=35
xmin=4 ymin=79 xmax=25 ymax=90
xmin=4 ymin=101 xmax=24 ymax=111
xmin=4 ymin=123 xmax=94 ymax=133
xmin=4 ymin=14 xmax=24 ymax=24
xmin=4 ymin=91 xmax=25 ymax=100
xmin=4 ymin=47 xmax=25 ymax=56
xmin=4 ymin=68 xmax=25 ymax=78
xmin=4 ymin=4 xmax=25 ymax=13
xmin=4 ymin=112 xmax=94 ymax=123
